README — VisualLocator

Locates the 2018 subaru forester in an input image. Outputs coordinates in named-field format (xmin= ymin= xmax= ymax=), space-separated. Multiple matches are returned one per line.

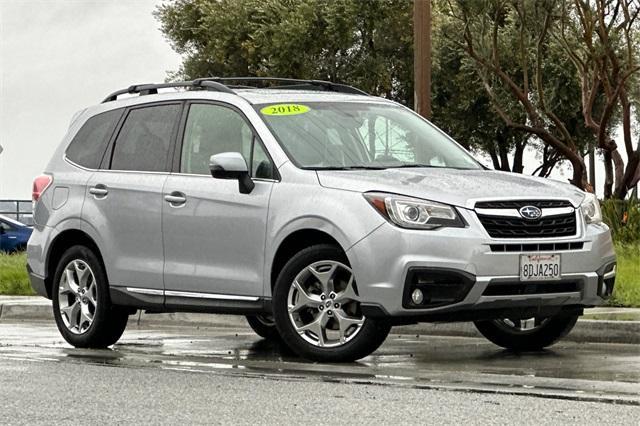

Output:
xmin=27 ymin=78 xmax=616 ymax=362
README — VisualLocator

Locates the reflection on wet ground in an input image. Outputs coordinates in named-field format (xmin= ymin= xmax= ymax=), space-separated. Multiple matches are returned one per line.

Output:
xmin=1 ymin=321 xmax=638 ymax=404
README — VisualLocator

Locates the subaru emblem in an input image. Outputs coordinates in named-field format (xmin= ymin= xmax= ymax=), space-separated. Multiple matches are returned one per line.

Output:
xmin=519 ymin=205 xmax=542 ymax=220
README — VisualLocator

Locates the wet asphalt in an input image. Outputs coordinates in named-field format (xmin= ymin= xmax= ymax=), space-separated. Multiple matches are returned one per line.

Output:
xmin=0 ymin=320 xmax=638 ymax=424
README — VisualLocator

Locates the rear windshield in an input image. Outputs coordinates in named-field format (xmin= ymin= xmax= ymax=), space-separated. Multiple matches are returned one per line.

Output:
xmin=255 ymin=102 xmax=481 ymax=170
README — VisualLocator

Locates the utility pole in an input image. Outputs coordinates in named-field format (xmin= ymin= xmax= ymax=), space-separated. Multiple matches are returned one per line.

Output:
xmin=588 ymin=146 xmax=596 ymax=192
xmin=414 ymin=0 xmax=432 ymax=119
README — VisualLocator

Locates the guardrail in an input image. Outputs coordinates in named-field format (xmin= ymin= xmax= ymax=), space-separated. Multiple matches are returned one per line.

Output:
xmin=0 ymin=199 xmax=33 ymax=225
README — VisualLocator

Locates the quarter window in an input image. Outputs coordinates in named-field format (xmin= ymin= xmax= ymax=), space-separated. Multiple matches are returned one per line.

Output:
xmin=180 ymin=104 xmax=274 ymax=179
xmin=110 ymin=104 xmax=181 ymax=172
xmin=66 ymin=109 xmax=122 ymax=169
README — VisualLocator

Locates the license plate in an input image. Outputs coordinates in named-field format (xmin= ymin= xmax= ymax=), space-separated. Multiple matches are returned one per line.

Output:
xmin=520 ymin=254 xmax=561 ymax=281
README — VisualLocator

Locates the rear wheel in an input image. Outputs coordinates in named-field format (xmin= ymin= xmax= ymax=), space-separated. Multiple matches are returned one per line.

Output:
xmin=246 ymin=314 xmax=279 ymax=340
xmin=474 ymin=312 xmax=579 ymax=351
xmin=273 ymin=244 xmax=390 ymax=362
xmin=52 ymin=245 xmax=129 ymax=348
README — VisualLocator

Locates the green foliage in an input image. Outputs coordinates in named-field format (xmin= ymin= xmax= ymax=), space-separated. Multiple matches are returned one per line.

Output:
xmin=436 ymin=0 xmax=595 ymax=173
xmin=611 ymin=244 xmax=640 ymax=308
xmin=0 ymin=253 xmax=34 ymax=296
xmin=601 ymin=199 xmax=640 ymax=244
xmin=155 ymin=0 xmax=414 ymax=104
xmin=431 ymin=6 xmax=527 ymax=162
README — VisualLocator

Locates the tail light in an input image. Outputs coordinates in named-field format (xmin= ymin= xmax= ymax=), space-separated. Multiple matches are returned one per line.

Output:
xmin=32 ymin=175 xmax=53 ymax=203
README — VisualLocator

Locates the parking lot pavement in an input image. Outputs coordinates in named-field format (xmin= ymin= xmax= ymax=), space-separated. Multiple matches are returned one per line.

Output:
xmin=0 ymin=320 xmax=639 ymax=423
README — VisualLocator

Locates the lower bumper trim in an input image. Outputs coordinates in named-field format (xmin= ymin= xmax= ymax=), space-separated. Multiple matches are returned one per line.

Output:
xmin=362 ymin=302 xmax=584 ymax=325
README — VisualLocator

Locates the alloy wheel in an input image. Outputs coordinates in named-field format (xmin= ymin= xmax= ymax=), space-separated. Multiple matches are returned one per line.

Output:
xmin=287 ymin=260 xmax=364 ymax=348
xmin=58 ymin=259 xmax=98 ymax=334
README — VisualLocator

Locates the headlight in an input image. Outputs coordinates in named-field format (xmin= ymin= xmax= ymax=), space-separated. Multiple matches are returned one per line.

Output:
xmin=364 ymin=192 xmax=465 ymax=230
xmin=581 ymin=192 xmax=602 ymax=224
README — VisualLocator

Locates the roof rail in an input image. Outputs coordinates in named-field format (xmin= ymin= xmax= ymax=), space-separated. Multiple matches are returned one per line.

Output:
xmin=101 ymin=80 xmax=234 ymax=103
xmin=194 ymin=77 xmax=368 ymax=96
xmin=101 ymin=77 xmax=368 ymax=103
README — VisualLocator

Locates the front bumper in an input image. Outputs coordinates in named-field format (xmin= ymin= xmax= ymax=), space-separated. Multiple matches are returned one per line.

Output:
xmin=346 ymin=208 xmax=616 ymax=320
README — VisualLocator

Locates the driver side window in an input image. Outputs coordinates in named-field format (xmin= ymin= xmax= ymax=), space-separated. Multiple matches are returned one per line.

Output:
xmin=180 ymin=103 xmax=274 ymax=179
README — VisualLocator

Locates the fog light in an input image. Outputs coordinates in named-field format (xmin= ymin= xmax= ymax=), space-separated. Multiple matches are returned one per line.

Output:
xmin=411 ymin=288 xmax=424 ymax=304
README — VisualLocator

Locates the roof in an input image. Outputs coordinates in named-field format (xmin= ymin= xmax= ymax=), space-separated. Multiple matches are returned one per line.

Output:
xmin=99 ymin=78 xmax=389 ymax=106
xmin=234 ymin=89 xmax=382 ymax=105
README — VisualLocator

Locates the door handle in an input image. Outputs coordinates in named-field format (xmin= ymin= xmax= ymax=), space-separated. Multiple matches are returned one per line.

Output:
xmin=89 ymin=185 xmax=108 ymax=197
xmin=164 ymin=192 xmax=187 ymax=205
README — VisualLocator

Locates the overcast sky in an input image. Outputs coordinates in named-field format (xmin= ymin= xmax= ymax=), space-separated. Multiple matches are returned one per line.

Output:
xmin=0 ymin=0 xmax=622 ymax=201
xmin=0 ymin=0 xmax=180 ymax=199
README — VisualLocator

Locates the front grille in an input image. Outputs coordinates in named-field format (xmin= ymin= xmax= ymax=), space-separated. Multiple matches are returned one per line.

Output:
xmin=475 ymin=199 xmax=577 ymax=239
xmin=475 ymin=200 xmax=573 ymax=209
xmin=482 ymin=280 xmax=580 ymax=296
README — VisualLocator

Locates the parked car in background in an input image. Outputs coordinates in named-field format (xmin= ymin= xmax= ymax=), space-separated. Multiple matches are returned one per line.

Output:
xmin=0 ymin=215 xmax=32 ymax=252
xmin=27 ymin=77 xmax=616 ymax=362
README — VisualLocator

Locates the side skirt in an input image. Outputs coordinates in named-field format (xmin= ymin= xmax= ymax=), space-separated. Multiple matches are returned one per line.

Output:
xmin=110 ymin=286 xmax=271 ymax=315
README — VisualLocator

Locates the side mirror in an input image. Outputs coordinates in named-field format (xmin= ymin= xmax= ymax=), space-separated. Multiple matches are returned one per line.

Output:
xmin=209 ymin=152 xmax=255 ymax=194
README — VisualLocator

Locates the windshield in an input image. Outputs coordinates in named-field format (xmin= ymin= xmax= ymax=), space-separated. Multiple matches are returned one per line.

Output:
xmin=256 ymin=102 xmax=481 ymax=170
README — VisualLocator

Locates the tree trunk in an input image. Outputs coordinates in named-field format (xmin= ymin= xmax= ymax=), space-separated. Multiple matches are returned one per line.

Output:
xmin=615 ymin=151 xmax=640 ymax=199
xmin=561 ymin=147 xmax=588 ymax=190
xmin=612 ymin=148 xmax=625 ymax=196
xmin=495 ymin=129 xmax=511 ymax=171
xmin=488 ymin=144 xmax=501 ymax=170
xmin=512 ymin=140 xmax=524 ymax=173
xmin=603 ymin=150 xmax=613 ymax=198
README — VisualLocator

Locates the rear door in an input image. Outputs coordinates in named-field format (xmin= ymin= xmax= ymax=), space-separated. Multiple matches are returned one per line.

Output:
xmin=162 ymin=101 xmax=276 ymax=301
xmin=83 ymin=102 xmax=182 ymax=295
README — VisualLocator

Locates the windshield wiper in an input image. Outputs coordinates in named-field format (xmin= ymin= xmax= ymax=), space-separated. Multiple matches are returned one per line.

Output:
xmin=391 ymin=164 xmax=439 ymax=168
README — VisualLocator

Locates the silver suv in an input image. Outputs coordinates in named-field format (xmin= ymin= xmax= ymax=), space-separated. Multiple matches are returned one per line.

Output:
xmin=27 ymin=78 xmax=616 ymax=362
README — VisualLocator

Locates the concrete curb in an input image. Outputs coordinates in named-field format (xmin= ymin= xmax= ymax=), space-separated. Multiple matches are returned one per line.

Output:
xmin=1 ymin=299 xmax=638 ymax=344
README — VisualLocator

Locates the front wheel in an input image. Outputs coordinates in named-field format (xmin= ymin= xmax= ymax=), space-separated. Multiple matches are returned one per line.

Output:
xmin=474 ymin=312 xmax=579 ymax=351
xmin=273 ymin=244 xmax=390 ymax=362
xmin=52 ymin=245 xmax=129 ymax=348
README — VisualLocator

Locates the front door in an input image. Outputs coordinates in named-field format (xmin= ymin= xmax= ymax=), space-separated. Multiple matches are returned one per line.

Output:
xmin=162 ymin=102 xmax=277 ymax=299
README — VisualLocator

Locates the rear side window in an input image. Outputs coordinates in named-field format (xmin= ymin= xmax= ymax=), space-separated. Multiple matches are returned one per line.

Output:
xmin=65 ymin=109 xmax=122 ymax=169
xmin=110 ymin=104 xmax=181 ymax=172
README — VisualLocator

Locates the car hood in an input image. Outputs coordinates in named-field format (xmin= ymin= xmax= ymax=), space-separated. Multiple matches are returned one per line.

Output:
xmin=316 ymin=168 xmax=586 ymax=209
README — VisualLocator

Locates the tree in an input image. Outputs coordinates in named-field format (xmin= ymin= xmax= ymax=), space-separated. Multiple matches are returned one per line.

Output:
xmin=555 ymin=0 xmax=640 ymax=198
xmin=154 ymin=0 xmax=414 ymax=103
xmin=440 ymin=0 xmax=601 ymax=189
xmin=442 ymin=0 xmax=639 ymax=197
xmin=434 ymin=1 xmax=596 ymax=176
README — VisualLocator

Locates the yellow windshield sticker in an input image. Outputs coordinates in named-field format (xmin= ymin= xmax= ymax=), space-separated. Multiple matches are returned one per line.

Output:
xmin=260 ymin=104 xmax=310 ymax=116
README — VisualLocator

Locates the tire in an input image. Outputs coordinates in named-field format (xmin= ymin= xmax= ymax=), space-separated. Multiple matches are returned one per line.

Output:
xmin=52 ymin=245 xmax=129 ymax=348
xmin=474 ymin=312 xmax=579 ymax=351
xmin=246 ymin=314 xmax=280 ymax=340
xmin=272 ymin=244 xmax=391 ymax=362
